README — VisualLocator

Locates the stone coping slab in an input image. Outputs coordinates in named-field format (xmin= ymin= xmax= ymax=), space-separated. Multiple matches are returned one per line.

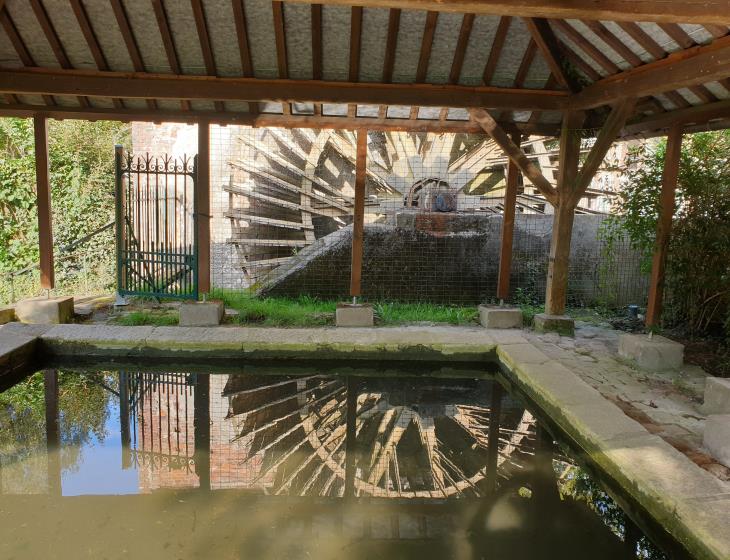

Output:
xmin=0 ymin=322 xmax=728 ymax=560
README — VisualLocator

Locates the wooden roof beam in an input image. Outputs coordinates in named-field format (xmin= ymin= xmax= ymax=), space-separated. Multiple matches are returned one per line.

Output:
xmin=571 ymin=36 xmax=730 ymax=109
xmin=282 ymin=0 xmax=730 ymax=25
xmin=483 ymin=16 xmax=510 ymax=85
xmin=0 ymin=67 xmax=570 ymax=110
xmin=0 ymin=6 xmax=48 ymax=105
xmin=0 ymin=102 xmax=561 ymax=136
xmin=410 ymin=10 xmax=439 ymax=118
xmin=469 ymin=107 xmax=558 ymax=205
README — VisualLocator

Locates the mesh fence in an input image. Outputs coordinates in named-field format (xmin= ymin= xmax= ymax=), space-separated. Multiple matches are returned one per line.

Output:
xmin=205 ymin=125 xmax=646 ymax=307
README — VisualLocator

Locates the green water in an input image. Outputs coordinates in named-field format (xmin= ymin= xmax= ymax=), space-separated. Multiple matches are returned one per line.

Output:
xmin=0 ymin=365 xmax=675 ymax=559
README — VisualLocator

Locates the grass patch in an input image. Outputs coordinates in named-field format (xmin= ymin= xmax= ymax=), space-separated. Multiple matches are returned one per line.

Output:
xmin=113 ymin=310 xmax=178 ymax=326
xmin=211 ymin=289 xmax=336 ymax=327
xmin=211 ymin=289 xmax=478 ymax=327
xmin=373 ymin=302 xmax=477 ymax=325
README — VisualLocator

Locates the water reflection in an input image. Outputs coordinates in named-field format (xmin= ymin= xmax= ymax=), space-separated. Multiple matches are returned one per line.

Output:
xmin=0 ymin=368 xmax=671 ymax=559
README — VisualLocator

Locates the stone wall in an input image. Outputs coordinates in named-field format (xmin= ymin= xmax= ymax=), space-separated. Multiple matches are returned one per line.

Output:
xmin=257 ymin=213 xmax=648 ymax=307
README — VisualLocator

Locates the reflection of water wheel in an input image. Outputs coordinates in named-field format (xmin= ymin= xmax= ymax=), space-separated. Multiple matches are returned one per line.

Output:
xmin=224 ymin=375 xmax=536 ymax=498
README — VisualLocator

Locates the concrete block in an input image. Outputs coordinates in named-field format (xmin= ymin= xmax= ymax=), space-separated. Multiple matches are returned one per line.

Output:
xmin=533 ymin=313 xmax=575 ymax=336
xmin=703 ymin=414 xmax=730 ymax=467
xmin=15 ymin=296 xmax=74 ymax=324
xmin=0 ymin=306 xmax=15 ymax=325
xmin=703 ymin=377 xmax=730 ymax=414
xmin=336 ymin=303 xmax=374 ymax=327
xmin=618 ymin=333 xmax=684 ymax=371
xmin=179 ymin=301 xmax=224 ymax=327
xmin=478 ymin=305 xmax=523 ymax=329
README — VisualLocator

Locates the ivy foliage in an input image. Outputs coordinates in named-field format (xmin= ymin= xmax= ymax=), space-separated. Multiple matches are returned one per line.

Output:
xmin=0 ymin=118 xmax=129 ymax=300
xmin=601 ymin=131 xmax=730 ymax=338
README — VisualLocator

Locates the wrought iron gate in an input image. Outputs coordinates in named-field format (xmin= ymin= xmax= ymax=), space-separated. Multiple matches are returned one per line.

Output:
xmin=115 ymin=147 xmax=199 ymax=299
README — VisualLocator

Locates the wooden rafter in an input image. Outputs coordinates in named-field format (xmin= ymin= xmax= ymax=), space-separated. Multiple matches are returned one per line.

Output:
xmin=70 ymin=0 xmax=122 ymax=108
xmin=271 ymin=0 xmax=291 ymax=115
xmin=483 ymin=16 xmax=511 ymax=85
xmin=624 ymin=97 xmax=730 ymax=135
xmin=282 ymin=0 xmax=730 ymax=25
xmin=0 ymin=67 xmax=570 ymax=110
xmin=231 ymin=0 xmax=257 ymax=114
xmin=551 ymin=19 xmax=619 ymax=75
xmin=110 ymin=0 xmax=156 ymax=110
xmin=523 ymin=18 xmax=574 ymax=91
xmin=571 ymin=36 xmax=730 ymax=110
xmin=0 ymin=6 xmax=50 ymax=105
xmin=191 ymin=0 xmax=224 ymax=112
xmin=410 ymin=10 xmax=439 ymax=118
xmin=450 ymin=13 xmax=474 ymax=84
xmin=151 ymin=0 xmax=189 ymax=111
xmin=378 ymin=8 xmax=401 ymax=118
xmin=581 ymin=20 xmax=643 ymax=67
xmin=348 ymin=6 xmax=363 ymax=117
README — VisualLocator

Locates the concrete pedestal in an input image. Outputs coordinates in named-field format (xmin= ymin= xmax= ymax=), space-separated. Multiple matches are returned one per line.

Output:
xmin=618 ymin=333 xmax=684 ymax=371
xmin=179 ymin=301 xmax=224 ymax=327
xmin=478 ymin=305 xmax=523 ymax=329
xmin=703 ymin=414 xmax=730 ymax=467
xmin=703 ymin=377 xmax=730 ymax=414
xmin=533 ymin=313 xmax=574 ymax=336
xmin=0 ymin=305 xmax=15 ymax=325
xmin=336 ymin=303 xmax=374 ymax=327
xmin=15 ymin=296 xmax=74 ymax=324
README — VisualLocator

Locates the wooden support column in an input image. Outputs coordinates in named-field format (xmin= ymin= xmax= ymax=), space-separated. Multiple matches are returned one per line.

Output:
xmin=545 ymin=112 xmax=582 ymax=316
xmin=196 ymin=119 xmax=211 ymax=296
xmin=349 ymin=129 xmax=367 ymax=298
xmin=34 ymin=115 xmax=54 ymax=289
xmin=497 ymin=132 xmax=521 ymax=301
xmin=646 ymin=125 xmax=683 ymax=327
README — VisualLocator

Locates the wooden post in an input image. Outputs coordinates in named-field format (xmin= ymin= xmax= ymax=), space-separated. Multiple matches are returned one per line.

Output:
xmin=34 ymin=115 xmax=54 ymax=290
xmin=646 ymin=125 xmax=683 ymax=327
xmin=349 ymin=129 xmax=367 ymax=298
xmin=497 ymin=132 xmax=521 ymax=301
xmin=197 ymin=119 xmax=211 ymax=296
xmin=545 ymin=113 xmax=582 ymax=316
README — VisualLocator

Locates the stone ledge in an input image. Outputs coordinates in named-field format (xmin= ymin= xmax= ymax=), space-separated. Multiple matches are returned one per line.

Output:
xmin=618 ymin=333 xmax=684 ymax=371
xmin=478 ymin=305 xmax=523 ymax=329
xmin=15 ymin=296 xmax=74 ymax=324
xmin=703 ymin=377 xmax=730 ymax=414
xmin=533 ymin=313 xmax=575 ymax=336
xmin=336 ymin=303 xmax=374 ymax=327
xmin=704 ymin=415 xmax=730 ymax=468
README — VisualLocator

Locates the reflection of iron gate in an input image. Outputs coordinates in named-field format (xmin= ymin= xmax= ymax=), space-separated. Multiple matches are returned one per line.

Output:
xmin=115 ymin=147 xmax=198 ymax=299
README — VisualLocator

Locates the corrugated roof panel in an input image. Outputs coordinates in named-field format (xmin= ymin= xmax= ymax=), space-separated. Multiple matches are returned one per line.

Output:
xmin=359 ymin=8 xmax=389 ymax=82
xmin=600 ymin=21 xmax=654 ymax=63
xmin=189 ymin=100 xmax=216 ymax=111
xmin=387 ymin=105 xmax=411 ymax=118
xmin=446 ymin=108 xmax=469 ymax=120
xmin=0 ymin=25 xmax=22 ymax=68
xmin=245 ymin=0 xmax=279 ymax=79
xmin=425 ymin=12 xmax=463 ymax=84
xmin=322 ymin=103 xmax=347 ymax=116
xmin=321 ymin=4 xmax=350 ymax=81
xmin=679 ymin=24 xmax=714 ymax=44
xmin=124 ymin=0 xmax=173 ymax=73
xmin=292 ymin=102 xmax=314 ymax=115
xmin=704 ymin=81 xmax=730 ymax=99
xmin=77 ymin=0 xmax=135 ymax=72
xmin=392 ymin=10 xmax=426 ymax=84
xmin=566 ymin=20 xmax=632 ymax=71
xmin=523 ymin=52 xmax=551 ymax=89
xmin=459 ymin=15 xmax=500 ymax=86
xmin=283 ymin=3 xmax=312 ymax=80
xmin=203 ymin=0 xmax=244 ymax=77
xmin=5 ymin=0 xmax=60 ymax=68
xmin=88 ymin=98 xmax=115 ymax=109
xmin=42 ymin=0 xmax=97 ymax=70
xmin=418 ymin=107 xmax=441 ymax=119
xmin=260 ymin=101 xmax=284 ymax=113
xmin=357 ymin=105 xmax=380 ymax=117
xmin=491 ymin=18 xmax=531 ymax=87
